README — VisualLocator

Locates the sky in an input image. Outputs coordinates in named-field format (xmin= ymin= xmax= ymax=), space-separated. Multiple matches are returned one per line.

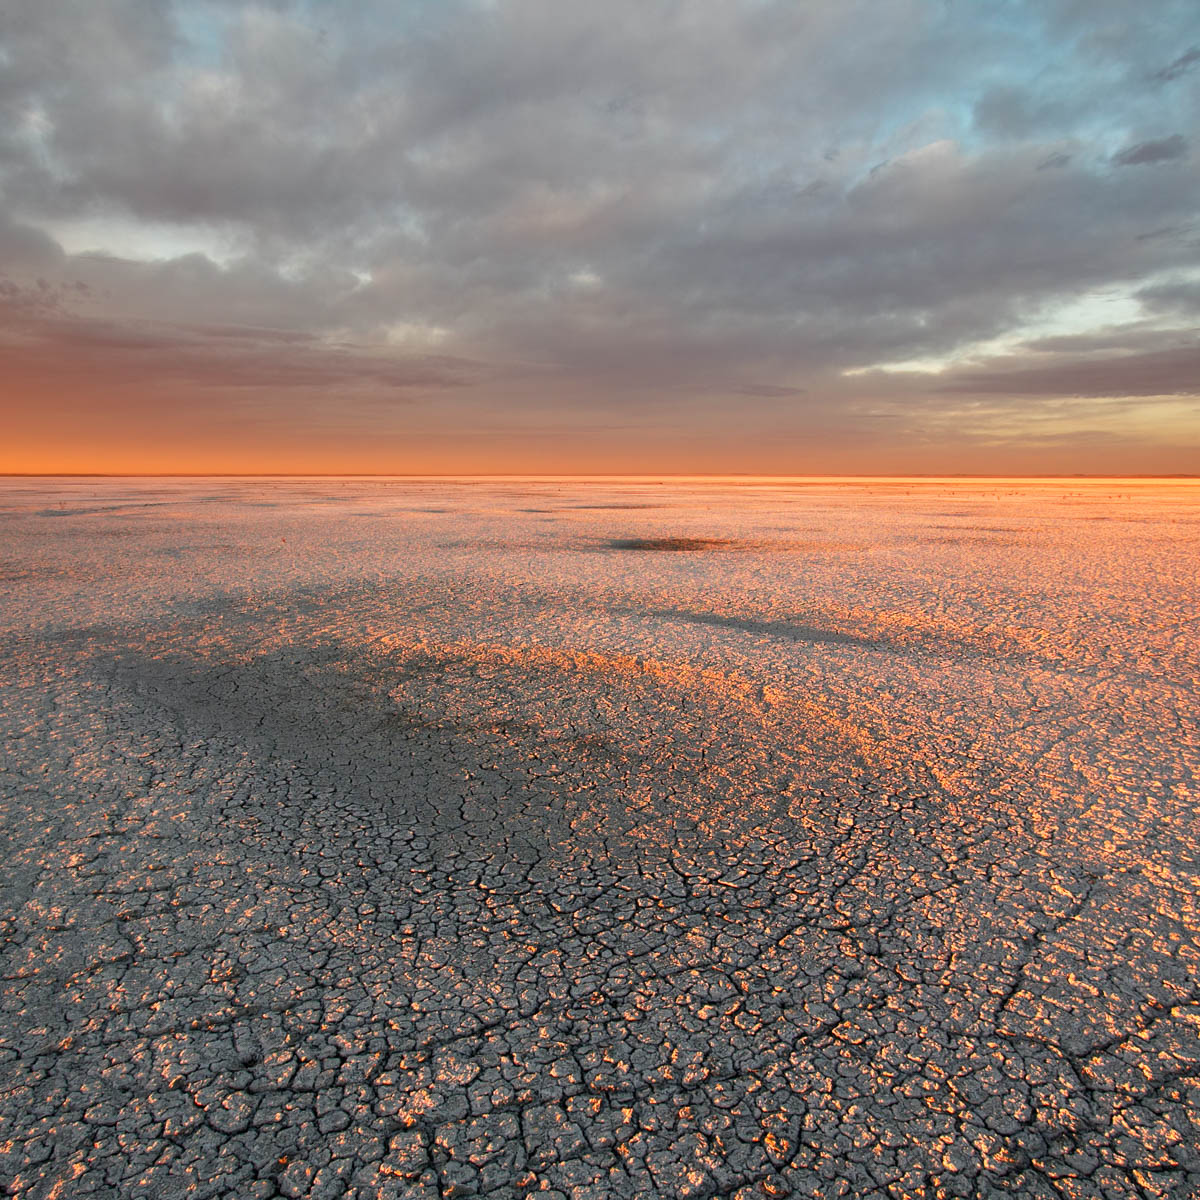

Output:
xmin=1 ymin=0 xmax=1198 ymax=475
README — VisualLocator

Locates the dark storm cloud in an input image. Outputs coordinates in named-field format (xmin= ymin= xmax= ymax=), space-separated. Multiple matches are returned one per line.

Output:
xmin=1 ymin=0 xmax=1199 ymax=460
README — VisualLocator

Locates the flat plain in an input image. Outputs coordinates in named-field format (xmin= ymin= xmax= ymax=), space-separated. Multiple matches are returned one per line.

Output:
xmin=1 ymin=477 xmax=1198 ymax=1200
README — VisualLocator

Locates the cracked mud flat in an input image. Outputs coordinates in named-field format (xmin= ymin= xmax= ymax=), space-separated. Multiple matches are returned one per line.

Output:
xmin=1 ymin=477 xmax=1199 ymax=1200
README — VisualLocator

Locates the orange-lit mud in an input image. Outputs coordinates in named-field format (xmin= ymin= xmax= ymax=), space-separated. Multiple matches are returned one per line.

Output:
xmin=1 ymin=477 xmax=1197 ymax=1197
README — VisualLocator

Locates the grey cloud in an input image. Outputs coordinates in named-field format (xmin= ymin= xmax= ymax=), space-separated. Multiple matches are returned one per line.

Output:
xmin=0 ymin=218 xmax=65 ymax=271
xmin=1153 ymin=46 xmax=1200 ymax=82
xmin=1023 ymin=326 xmax=1193 ymax=354
xmin=973 ymin=87 xmax=1074 ymax=141
xmin=1112 ymin=134 xmax=1188 ymax=166
xmin=937 ymin=345 xmax=1200 ymax=397
xmin=733 ymin=385 xmax=809 ymax=398
xmin=1138 ymin=278 xmax=1200 ymax=315
xmin=1136 ymin=224 xmax=1191 ymax=242
xmin=1036 ymin=152 xmax=1071 ymax=171
xmin=1 ymin=0 xmax=1199 ymax=455
xmin=0 ymin=290 xmax=477 ymax=394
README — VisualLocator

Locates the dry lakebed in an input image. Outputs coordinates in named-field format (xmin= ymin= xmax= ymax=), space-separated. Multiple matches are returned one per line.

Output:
xmin=1 ymin=477 xmax=1198 ymax=1199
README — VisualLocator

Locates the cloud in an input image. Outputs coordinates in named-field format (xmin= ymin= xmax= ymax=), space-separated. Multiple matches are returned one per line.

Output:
xmin=0 ymin=280 xmax=477 ymax=396
xmin=1036 ymin=152 xmax=1072 ymax=171
xmin=1153 ymin=46 xmax=1200 ymax=82
xmin=1138 ymin=277 xmax=1200 ymax=315
xmin=937 ymin=345 xmax=1200 ymax=397
xmin=1112 ymin=135 xmax=1188 ymax=167
xmin=733 ymin=385 xmax=809 ymax=398
xmin=1 ymin=0 xmax=1198 ymax=469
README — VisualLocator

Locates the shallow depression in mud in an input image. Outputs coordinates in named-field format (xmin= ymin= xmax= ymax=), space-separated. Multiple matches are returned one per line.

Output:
xmin=606 ymin=536 xmax=739 ymax=552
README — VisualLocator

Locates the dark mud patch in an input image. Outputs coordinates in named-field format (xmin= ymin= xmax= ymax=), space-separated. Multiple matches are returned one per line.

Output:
xmin=607 ymin=536 xmax=737 ymax=551
xmin=32 ymin=504 xmax=163 ymax=517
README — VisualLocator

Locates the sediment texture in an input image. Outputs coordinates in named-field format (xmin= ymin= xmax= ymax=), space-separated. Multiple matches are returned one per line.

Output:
xmin=1 ymin=479 xmax=1198 ymax=1199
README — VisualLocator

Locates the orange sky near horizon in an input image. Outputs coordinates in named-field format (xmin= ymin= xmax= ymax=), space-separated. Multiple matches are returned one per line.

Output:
xmin=4 ymin=425 xmax=1198 ymax=478
xmin=4 ymin=371 xmax=1199 ymax=477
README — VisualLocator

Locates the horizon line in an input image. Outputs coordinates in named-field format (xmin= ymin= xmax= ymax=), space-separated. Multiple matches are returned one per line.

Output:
xmin=2 ymin=472 xmax=1199 ymax=481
